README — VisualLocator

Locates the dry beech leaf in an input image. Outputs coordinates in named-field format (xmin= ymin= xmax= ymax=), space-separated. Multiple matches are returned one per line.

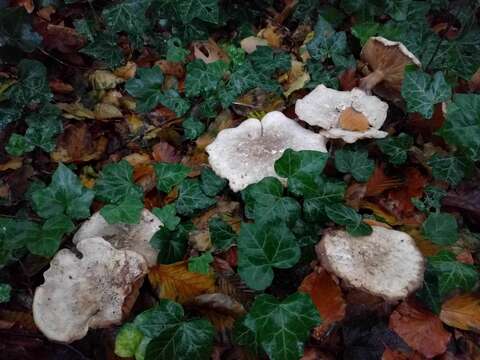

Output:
xmin=113 ymin=61 xmax=137 ymax=80
xmin=258 ymin=23 xmax=283 ymax=48
xmin=298 ymin=269 xmax=346 ymax=335
xmin=57 ymin=102 xmax=95 ymax=120
xmin=40 ymin=24 xmax=85 ymax=54
xmin=0 ymin=310 xmax=37 ymax=331
xmin=0 ymin=157 xmax=23 ymax=172
xmin=440 ymin=294 xmax=480 ymax=333
xmin=152 ymin=141 xmax=181 ymax=163
xmin=389 ymin=301 xmax=451 ymax=359
xmin=365 ymin=165 xmax=402 ymax=197
xmin=148 ymin=261 xmax=215 ymax=304
xmin=382 ymin=348 xmax=423 ymax=360
xmin=49 ymin=79 xmax=74 ymax=94
xmin=94 ymin=103 xmax=123 ymax=120
xmin=156 ymin=60 xmax=185 ymax=78
xmin=192 ymin=39 xmax=228 ymax=64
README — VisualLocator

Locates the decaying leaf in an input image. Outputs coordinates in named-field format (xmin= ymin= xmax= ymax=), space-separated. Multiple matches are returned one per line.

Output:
xmin=440 ymin=294 xmax=480 ymax=333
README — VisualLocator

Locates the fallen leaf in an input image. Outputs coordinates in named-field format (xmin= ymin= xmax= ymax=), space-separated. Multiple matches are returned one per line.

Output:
xmin=440 ymin=294 xmax=480 ymax=333
xmin=152 ymin=141 xmax=181 ymax=163
xmin=38 ymin=23 xmax=85 ymax=53
xmin=382 ymin=348 xmax=423 ymax=360
xmin=49 ymin=79 xmax=74 ymax=94
xmin=12 ymin=0 xmax=34 ymax=13
xmin=442 ymin=181 xmax=480 ymax=227
xmin=148 ymin=261 xmax=215 ymax=304
xmin=365 ymin=165 xmax=402 ymax=197
xmin=213 ymin=257 xmax=254 ymax=306
xmin=0 ymin=157 xmax=23 ymax=172
xmin=126 ymin=114 xmax=144 ymax=134
xmin=94 ymin=103 xmax=123 ymax=120
xmin=405 ymin=228 xmax=440 ymax=257
xmin=89 ymin=70 xmax=124 ymax=90
xmin=389 ymin=301 xmax=451 ymax=358
xmin=258 ymin=23 xmax=283 ymax=48
xmin=0 ymin=310 xmax=37 ymax=331
xmin=113 ymin=61 xmax=137 ymax=80
xmin=282 ymin=60 xmax=310 ymax=97
xmin=189 ymin=230 xmax=211 ymax=251
xmin=192 ymin=39 xmax=228 ymax=64
xmin=101 ymin=90 xmax=123 ymax=107
xmin=359 ymin=201 xmax=399 ymax=226
xmin=155 ymin=60 xmax=185 ymax=78
xmin=299 ymin=269 xmax=346 ymax=335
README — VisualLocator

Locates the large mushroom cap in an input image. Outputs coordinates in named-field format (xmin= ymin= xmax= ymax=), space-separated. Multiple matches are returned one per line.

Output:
xmin=72 ymin=209 xmax=162 ymax=266
xmin=206 ymin=111 xmax=327 ymax=192
xmin=316 ymin=226 xmax=424 ymax=302
xmin=33 ymin=237 xmax=148 ymax=343
xmin=295 ymin=85 xmax=388 ymax=143
xmin=359 ymin=36 xmax=421 ymax=97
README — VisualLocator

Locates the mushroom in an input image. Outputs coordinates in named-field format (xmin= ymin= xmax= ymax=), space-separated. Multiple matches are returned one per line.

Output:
xmin=33 ymin=237 xmax=148 ymax=343
xmin=316 ymin=226 xmax=424 ymax=302
xmin=72 ymin=209 xmax=162 ymax=267
xmin=359 ymin=36 xmax=421 ymax=103
xmin=206 ymin=111 xmax=327 ymax=192
xmin=295 ymin=85 xmax=389 ymax=143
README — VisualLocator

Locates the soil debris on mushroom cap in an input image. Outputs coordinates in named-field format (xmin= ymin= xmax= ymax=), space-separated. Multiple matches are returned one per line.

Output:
xmin=316 ymin=226 xmax=425 ymax=302
xmin=206 ymin=111 xmax=327 ymax=192
xmin=33 ymin=237 xmax=148 ymax=343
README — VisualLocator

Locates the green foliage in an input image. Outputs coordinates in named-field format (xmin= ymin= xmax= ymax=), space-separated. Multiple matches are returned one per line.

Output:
xmin=325 ymin=203 xmax=373 ymax=236
xmin=401 ymin=69 xmax=451 ymax=119
xmin=422 ymin=212 xmax=458 ymax=245
xmin=175 ymin=179 xmax=216 ymax=216
xmin=235 ymin=293 xmax=321 ymax=360
xmin=237 ymin=221 xmax=300 ymax=290
xmin=428 ymin=154 xmax=466 ymax=186
xmin=412 ymin=186 xmax=446 ymax=213
xmin=0 ymin=7 xmax=42 ymax=53
xmin=150 ymin=224 xmax=190 ymax=264
xmin=183 ymin=117 xmax=206 ymax=140
xmin=100 ymin=196 xmax=144 ymax=224
xmin=185 ymin=60 xmax=227 ymax=97
xmin=154 ymin=163 xmax=191 ymax=193
xmin=0 ymin=283 xmax=12 ymax=303
xmin=80 ymin=33 xmax=125 ymax=68
xmin=152 ymin=205 xmax=180 ymax=231
xmin=115 ymin=323 xmax=144 ymax=358
xmin=95 ymin=160 xmax=143 ymax=203
xmin=300 ymin=176 xmax=346 ymax=222
xmin=208 ymin=217 xmax=236 ymax=250
xmin=248 ymin=46 xmax=291 ymax=76
xmin=26 ymin=215 xmax=75 ymax=257
xmin=173 ymin=0 xmax=220 ymax=24
xmin=188 ymin=252 xmax=213 ymax=274
xmin=200 ymin=167 xmax=226 ymax=197
xmin=377 ymin=133 xmax=413 ymax=165
xmin=334 ymin=149 xmax=374 ymax=182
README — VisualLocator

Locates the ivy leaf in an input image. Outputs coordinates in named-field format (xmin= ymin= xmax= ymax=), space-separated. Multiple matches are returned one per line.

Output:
xmin=240 ymin=293 xmax=321 ymax=360
xmin=0 ymin=107 xmax=21 ymax=130
xmin=0 ymin=218 xmax=40 ymax=266
xmin=115 ymin=323 xmax=144 ymax=358
xmin=150 ymin=224 xmax=189 ymax=264
xmin=385 ymin=0 xmax=412 ymax=21
xmin=95 ymin=160 xmax=143 ymax=203
xmin=325 ymin=203 xmax=372 ymax=236
xmin=0 ymin=7 xmax=42 ymax=52
xmin=152 ymin=205 xmax=180 ymax=231
xmin=300 ymin=176 xmax=346 ymax=222
xmin=26 ymin=215 xmax=74 ymax=257
xmin=159 ymin=89 xmax=190 ymax=117
xmin=377 ymin=133 xmax=413 ymax=165
xmin=32 ymin=163 xmax=94 ymax=220
xmin=438 ymin=94 xmax=480 ymax=161
xmin=200 ymin=167 xmax=226 ymax=197
xmin=154 ymin=163 xmax=190 ymax=193
xmin=0 ymin=283 xmax=12 ymax=303
xmin=100 ymin=196 xmax=144 ymax=224
xmin=237 ymin=221 xmax=300 ymax=290
xmin=80 ymin=33 xmax=124 ymax=68
xmin=351 ymin=22 xmax=380 ymax=45
xmin=134 ymin=300 xmax=184 ymax=337
xmin=208 ymin=217 xmax=236 ymax=250
xmin=428 ymin=251 xmax=479 ymax=298
xmin=174 ymin=0 xmax=219 ymax=24
xmin=306 ymin=16 xmax=351 ymax=62
xmin=166 ymin=38 xmax=189 ymax=62
xmin=401 ymin=69 xmax=451 ymax=119
xmin=175 ymin=180 xmax=216 ymax=216
xmin=183 ymin=117 xmax=206 ymax=140
xmin=248 ymin=46 xmax=291 ymax=77
xmin=242 ymin=177 xmax=301 ymax=226
xmin=428 ymin=154 xmax=466 ymax=186
xmin=422 ymin=212 xmax=458 ymax=245
xmin=185 ymin=60 xmax=227 ymax=97
xmin=5 ymin=134 xmax=34 ymax=156
xmin=126 ymin=67 xmax=164 ymax=112
xmin=334 ymin=149 xmax=374 ymax=182
xmin=188 ymin=252 xmax=213 ymax=274
xmin=274 ymin=149 xmax=328 ymax=183
xmin=219 ymin=62 xmax=261 ymax=108
xmin=412 ymin=185 xmax=446 ymax=213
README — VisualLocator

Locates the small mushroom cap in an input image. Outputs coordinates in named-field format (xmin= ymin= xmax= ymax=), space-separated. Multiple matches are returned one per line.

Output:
xmin=295 ymin=85 xmax=388 ymax=142
xmin=360 ymin=36 xmax=421 ymax=93
xmin=316 ymin=226 xmax=424 ymax=302
xmin=206 ymin=111 xmax=327 ymax=192
xmin=72 ymin=209 xmax=162 ymax=266
xmin=33 ymin=237 xmax=148 ymax=343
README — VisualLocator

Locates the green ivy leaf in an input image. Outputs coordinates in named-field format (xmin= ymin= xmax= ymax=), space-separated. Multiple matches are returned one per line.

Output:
xmin=274 ymin=149 xmax=328 ymax=186
xmin=200 ymin=167 xmax=226 ymax=197
xmin=306 ymin=16 xmax=351 ymax=63
xmin=219 ymin=62 xmax=262 ymax=108
xmin=115 ymin=323 xmax=144 ymax=358
xmin=26 ymin=215 xmax=74 ymax=257
xmin=428 ymin=250 xmax=479 ymax=298
xmin=237 ymin=222 xmax=300 ymax=290
xmin=126 ymin=67 xmax=164 ymax=112
xmin=150 ymin=224 xmax=189 ymax=264
xmin=208 ymin=217 xmax=236 ymax=250
xmin=154 ymin=163 xmax=191 ymax=193
xmin=422 ymin=212 xmax=458 ymax=245
xmin=401 ymin=69 xmax=451 ymax=119
xmin=351 ymin=22 xmax=380 ymax=45
xmin=188 ymin=252 xmax=213 ymax=274
xmin=428 ymin=154 xmax=466 ymax=186
xmin=412 ymin=185 xmax=446 ymax=213
xmin=0 ymin=283 xmax=11 ymax=303
xmin=248 ymin=46 xmax=291 ymax=77
xmin=183 ymin=117 xmax=206 ymax=140
xmin=242 ymin=177 xmax=301 ymax=226
xmin=0 ymin=107 xmax=21 ymax=131
xmin=334 ymin=149 xmax=374 ymax=182
xmin=240 ymin=293 xmax=321 ymax=360
xmin=185 ymin=60 xmax=227 ymax=97
xmin=0 ymin=218 xmax=40 ymax=266
xmin=300 ymin=176 xmax=346 ymax=222
xmin=176 ymin=180 xmax=216 ymax=216
xmin=325 ymin=203 xmax=372 ymax=236
xmin=152 ymin=205 xmax=180 ymax=231
xmin=159 ymin=89 xmax=190 ymax=117
xmin=438 ymin=94 xmax=480 ymax=161
xmin=100 ymin=196 xmax=144 ymax=224
xmin=377 ymin=133 xmax=413 ymax=165
xmin=32 ymin=163 xmax=94 ymax=220
xmin=385 ymin=0 xmax=412 ymax=21
xmin=80 ymin=33 xmax=124 ymax=68
xmin=166 ymin=38 xmax=189 ymax=62
xmin=0 ymin=7 xmax=42 ymax=52
xmin=5 ymin=133 xmax=34 ymax=156
xmin=95 ymin=160 xmax=143 ymax=203
xmin=174 ymin=0 xmax=219 ymax=24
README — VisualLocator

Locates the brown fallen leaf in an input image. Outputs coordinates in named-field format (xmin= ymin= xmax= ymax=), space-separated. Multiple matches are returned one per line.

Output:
xmin=49 ymin=79 xmax=74 ymax=94
xmin=38 ymin=23 xmax=85 ymax=53
xmin=11 ymin=0 xmax=34 ymax=13
xmin=152 ymin=141 xmax=181 ymax=163
xmin=440 ymin=294 xmax=480 ymax=333
xmin=366 ymin=165 xmax=402 ymax=197
xmin=405 ymin=228 xmax=440 ymax=257
xmin=155 ymin=60 xmax=185 ymax=78
xmin=192 ymin=39 xmax=228 ymax=64
xmin=382 ymin=348 xmax=423 ymax=360
xmin=113 ymin=61 xmax=137 ymax=80
xmin=94 ymin=103 xmax=123 ymax=120
xmin=148 ymin=261 xmax=215 ymax=304
xmin=0 ymin=157 xmax=23 ymax=172
xmin=389 ymin=301 xmax=451 ymax=359
xmin=299 ymin=269 xmax=346 ymax=336
xmin=258 ymin=23 xmax=283 ymax=48
xmin=57 ymin=101 xmax=95 ymax=120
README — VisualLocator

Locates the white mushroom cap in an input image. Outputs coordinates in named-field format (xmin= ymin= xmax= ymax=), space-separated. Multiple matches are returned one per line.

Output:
xmin=295 ymin=85 xmax=388 ymax=143
xmin=72 ymin=209 xmax=162 ymax=267
xmin=316 ymin=226 xmax=424 ymax=302
xmin=33 ymin=237 xmax=148 ymax=343
xmin=206 ymin=111 xmax=327 ymax=192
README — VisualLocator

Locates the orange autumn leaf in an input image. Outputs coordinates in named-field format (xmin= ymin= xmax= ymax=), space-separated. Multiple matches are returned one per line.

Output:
xmin=389 ymin=301 xmax=451 ymax=359
xmin=148 ymin=261 xmax=215 ymax=304
xmin=298 ymin=270 xmax=346 ymax=334
xmin=440 ymin=294 xmax=480 ymax=333
xmin=365 ymin=165 xmax=402 ymax=197
xmin=382 ymin=348 xmax=423 ymax=360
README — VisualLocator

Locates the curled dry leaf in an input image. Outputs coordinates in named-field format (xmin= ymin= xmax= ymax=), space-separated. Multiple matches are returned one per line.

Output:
xmin=192 ymin=39 xmax=228 ymax=64
xmin=89 ymin=70 xmax=125 ymax=90
xmin=0 ymin=157 xmax=23 ymax=172
xmin=389 ymin=301 xmax=451 ymax=359
xmin=148 ymin=261 xmax=215 ymax=304
xmin=57 ymin=102 xmax=95 ymax=120
xmin=281 ymin=60 xmax=310 ymax=97
xmin=152 ymin=141 xmax=181 ymax=163
xmin=113 ymin=61 xmax=137 ymax=80
xmin=94 ymin=103 xmax=123 ymax=120
xmin=258 ymin=23 xmax=283 ymax=48
xmin=440 ymin=294 xmax=480 ymax=333
xmin=49 ymin=79 xmax=74 ymax=94
xmin=156 ymin=60 xmax=185 ymax=78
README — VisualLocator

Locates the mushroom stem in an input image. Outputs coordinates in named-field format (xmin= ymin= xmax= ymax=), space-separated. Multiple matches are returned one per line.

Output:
xmin=359 ymin=69 xmax=385 ymax=91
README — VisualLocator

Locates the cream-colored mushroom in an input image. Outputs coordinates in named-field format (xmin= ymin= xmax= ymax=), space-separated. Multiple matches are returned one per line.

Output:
xmin=33 ymin=237 xmax=148 ymax=343
xmin=295 ymin=85 xmax=389 ymax=143
xmin=206 ymin=111 xmax=327 ymax=192
xmin=72 ymin=209 xmax=162 ymax=267
xmin=359 ymin=36 xmax=421 ymax=103
xmin=316 ymin=226 xmax=424 ymax=302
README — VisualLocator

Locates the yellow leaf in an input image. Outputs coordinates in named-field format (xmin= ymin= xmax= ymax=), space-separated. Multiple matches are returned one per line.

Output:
xmin=440 ymin=294 xmax=480 ymax=333
xmin=148 ymin=261 xmax=215 ymax=304
xmin=89 ymin=69 xmax=124 ymax=90
xmin=0 ymin=157 xmax=23 ymax=172
xmin=94 ymin=103 xmax=123 ymax=120
xmin=359 ymin=201 xmax=399 ymax=225
xmin=57 ymin=102 xmax=95 ymax=120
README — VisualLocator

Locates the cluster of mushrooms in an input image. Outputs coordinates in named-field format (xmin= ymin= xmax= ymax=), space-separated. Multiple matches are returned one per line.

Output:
xmin=33 ymin=37 xmax=425 ymax=342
